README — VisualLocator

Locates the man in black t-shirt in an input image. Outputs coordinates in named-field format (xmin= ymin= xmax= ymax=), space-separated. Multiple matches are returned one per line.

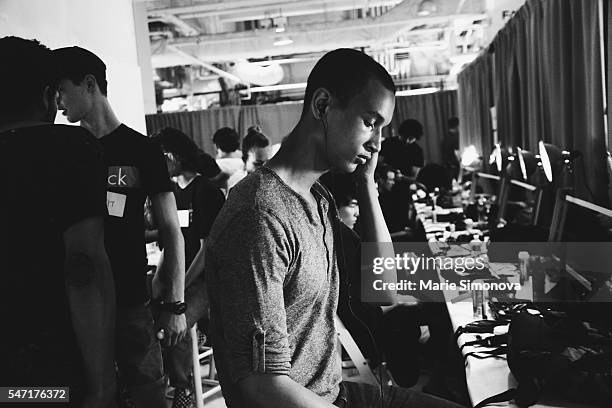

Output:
xmin=0 ymin=36 xmax=116 ymax=407
xmin=53 ymin=46 xmax=186 ymax=408
xmin=380 ymin=119 xmax=425 ymax=178
xmin=154 ymin=127 xmax=225 ymax=406
xmin=441 ymin=117 xmax=460 ymax=179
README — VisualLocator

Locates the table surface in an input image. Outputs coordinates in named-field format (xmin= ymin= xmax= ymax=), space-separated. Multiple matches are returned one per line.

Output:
xmin=414 ymin=205 xmax=597 ymax=408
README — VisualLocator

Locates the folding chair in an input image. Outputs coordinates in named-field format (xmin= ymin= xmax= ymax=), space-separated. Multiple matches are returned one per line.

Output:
xmin=547 ymin=191 xmax=612 ymax=242
xmin=469 ymin=172 xmax=501 ymax=201
xmin=497 ymin=178 xmax=544 ymax=226
xmin=190 ymin=325 xmax=221 ymax=407
xmin=546 ymin=192 xmax=612 ymax=292
xmin=335 ymin=315 xmax=380 ymax=386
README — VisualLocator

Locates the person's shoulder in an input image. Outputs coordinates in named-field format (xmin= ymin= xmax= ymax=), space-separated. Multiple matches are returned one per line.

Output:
xmin=225 ymin=171 xmax=273 ymax=208
xmin=207 ymin=175 xmax=289 ymax=248
xmin=195 ymin=175 xmax=224 ymax=199
xmin=1 ymin=124 xmax=100 ymax=162
xmin=53 ymin=123 xmax=98 ymax=141
xmin=113 ymin=123 xmax=145 ymax=137
xmin=36 ymin=124 xmax=102 ymax=155
xmin=211 ymin=170 xmax=287 ymax=226
xmin=107 ymin=124 xmax=155 ymax=145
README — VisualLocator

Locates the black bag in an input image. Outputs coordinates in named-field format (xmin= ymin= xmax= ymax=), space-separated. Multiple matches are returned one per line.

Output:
xmin=507 ymin=310 xmax=612 ymax=407
xmin=476 ymin=308 xmax=612 ymax=407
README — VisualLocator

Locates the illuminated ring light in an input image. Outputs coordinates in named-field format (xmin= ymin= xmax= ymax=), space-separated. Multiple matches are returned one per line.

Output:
xmin=461 ymin=145 xmax=479 ymax=167
xmin=538 ymin=141 xmax=553 ymax=182
xmin=489 ymin=144 xmax=502 ymax=172
xmin=517 ymin=147 xmax=528 ymax=180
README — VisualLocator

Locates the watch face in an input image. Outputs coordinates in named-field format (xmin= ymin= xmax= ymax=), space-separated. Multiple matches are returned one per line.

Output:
xmin=158 ymin=300 xmax=187 ymax=314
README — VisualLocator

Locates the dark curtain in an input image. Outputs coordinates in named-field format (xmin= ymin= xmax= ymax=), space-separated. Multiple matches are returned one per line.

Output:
xmin=457 ymin=52 xmax=494 ymax=161
xmin=145 ymin=92 xmax=457 ymax=165
xmin=146 ymin=103 xmax=302 ymax=154
xmin=459 ymin=0 xmax=607 ymax=205
xmin=236 ymin=103 xmax=303 ymax=144
xmin=145 ymin=107 xmax=241 ymax=154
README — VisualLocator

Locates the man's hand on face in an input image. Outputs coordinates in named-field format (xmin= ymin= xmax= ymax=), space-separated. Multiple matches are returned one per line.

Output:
xmin=156 ymin=312 xmax=187 ymax=347
xmin=354 ymin=151 xmax=379 ymax=183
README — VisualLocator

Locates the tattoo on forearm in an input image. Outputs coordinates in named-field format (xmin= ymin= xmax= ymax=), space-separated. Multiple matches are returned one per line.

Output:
xmin=65 ymin=253 xmax=95 ymax=287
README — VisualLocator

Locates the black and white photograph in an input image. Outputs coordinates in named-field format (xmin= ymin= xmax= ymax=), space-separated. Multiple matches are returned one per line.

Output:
xmin=1 ymin=0 xmax=611 ymax=407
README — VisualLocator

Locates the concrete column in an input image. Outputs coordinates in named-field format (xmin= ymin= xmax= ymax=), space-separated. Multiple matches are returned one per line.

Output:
xmin=134 ymin=1 xmax=157 ymax=115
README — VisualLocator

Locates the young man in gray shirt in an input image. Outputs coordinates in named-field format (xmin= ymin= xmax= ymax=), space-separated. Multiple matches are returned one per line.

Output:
xmin=205 ymin=49 xmax=463 ymax=408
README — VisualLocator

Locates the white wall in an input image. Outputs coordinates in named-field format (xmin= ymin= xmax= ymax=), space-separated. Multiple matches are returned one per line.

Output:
xmin=0 ymin=0 xmax=147 ymax=133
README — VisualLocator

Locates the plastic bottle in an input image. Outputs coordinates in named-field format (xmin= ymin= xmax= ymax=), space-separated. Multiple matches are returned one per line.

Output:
xmin=518 ymin=251 xmax=529 ymax=285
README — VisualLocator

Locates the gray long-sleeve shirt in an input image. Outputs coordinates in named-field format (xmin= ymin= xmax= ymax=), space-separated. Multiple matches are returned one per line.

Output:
xmin=205 ymin=167 xmax=341 ymax=407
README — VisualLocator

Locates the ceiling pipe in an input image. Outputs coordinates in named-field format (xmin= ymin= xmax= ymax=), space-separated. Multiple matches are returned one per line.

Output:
xmin=167 ymin=13 xmax=488 ymax=47
xmin=190 ymin=0 xmax=403 ymax=21
xmin=165 ymin=44 xmax=246 ymax=84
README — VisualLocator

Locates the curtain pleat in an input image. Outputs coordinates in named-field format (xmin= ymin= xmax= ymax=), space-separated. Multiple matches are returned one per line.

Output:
xmin=459 ymin=0 xmax=607 ymax=205
xmin=145 ymin=92 xmax=457 ymax=165
xmin=458 ymin=52 xmax=494 ymax=160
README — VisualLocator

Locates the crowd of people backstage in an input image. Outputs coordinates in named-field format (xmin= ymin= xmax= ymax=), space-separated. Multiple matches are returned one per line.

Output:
xmin=1 ymin=35 xmax=466 ymax=408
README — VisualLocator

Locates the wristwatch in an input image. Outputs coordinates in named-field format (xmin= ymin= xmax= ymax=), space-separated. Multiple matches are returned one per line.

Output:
xmin=158 ymin=300 xmax=187 ymax=315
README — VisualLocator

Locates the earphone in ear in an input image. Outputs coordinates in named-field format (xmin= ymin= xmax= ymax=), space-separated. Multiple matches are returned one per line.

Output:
xmin=318 ymin=105 xmax=326 ymax=119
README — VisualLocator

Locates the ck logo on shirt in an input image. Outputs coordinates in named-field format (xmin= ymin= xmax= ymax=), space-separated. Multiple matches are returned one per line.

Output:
xmin=107 ymin=166 xmax=141 ymax=188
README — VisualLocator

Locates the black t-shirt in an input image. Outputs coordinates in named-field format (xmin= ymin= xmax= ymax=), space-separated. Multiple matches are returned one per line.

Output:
xmin=381 ymin=137 xmax=424 ymax=175
xmin=404 ymin=141 xmax=424 ymax=169
xmin=0 ymin=124 xmax=106 ymax=390
xmin=173 ymin=175 xmax=225 ymax=267
xmin=441 ymin=131 xmax=459 ymax=165
xmin=378 ymin=188 xmax=410 ymax=233
xmin=100 ymin=124 xmax=173 ymax=306
xmin=197 ymin=151 xmax=221 ymax=178
xmin=380 ymin=137 xmax=405 ymax=172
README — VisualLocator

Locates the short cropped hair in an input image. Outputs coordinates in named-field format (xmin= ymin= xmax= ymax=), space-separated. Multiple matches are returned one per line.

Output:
xmin=242 ymin=129 xmax=270 ymax=163
xmin=303 ymin=48 xmax=395 ymax=113
xmin=0 ymin=37 xmax=55 ymax=116
xmin=152 ymin=127 xmax=199 ymax=172
xmin=212 ymin=127 xmax=240 ymax=153
xmin=448 ymin=117 xmax=459 ymax=128
xmin=398 ymin=119 xmax=423 ymax=141
xmin=52 ymin=46 xmax=108 ymax=96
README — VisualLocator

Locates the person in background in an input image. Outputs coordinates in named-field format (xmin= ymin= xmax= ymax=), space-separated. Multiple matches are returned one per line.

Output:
xmin=376 ymin=164 xmax=411 ymax=238
xmin=53 ymin=46 xmax=186 ymax=408
xmin=322 ymin=171 xmax=425 ymax=387
xmin=441 ymin=117 xmax=460 ymax=180
xmin=416 ymin=163 xmax=454 ymax=208
xmin=0 ymin=36 xmax=116 ymax=407
xmin=153 ymin=127 xmax=226 ymax=408
xmin=380 ymin=118 xmax=425 ymax=178
xmin=213 ymin=127 xmax=246 ymax=194
xmin=399 ymin=119 xmax=425 ymax=178
xmin=242 ymin=126 xmax=272 ymax=173
xmin=196 ymin=147 xmax=222 ymax=179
